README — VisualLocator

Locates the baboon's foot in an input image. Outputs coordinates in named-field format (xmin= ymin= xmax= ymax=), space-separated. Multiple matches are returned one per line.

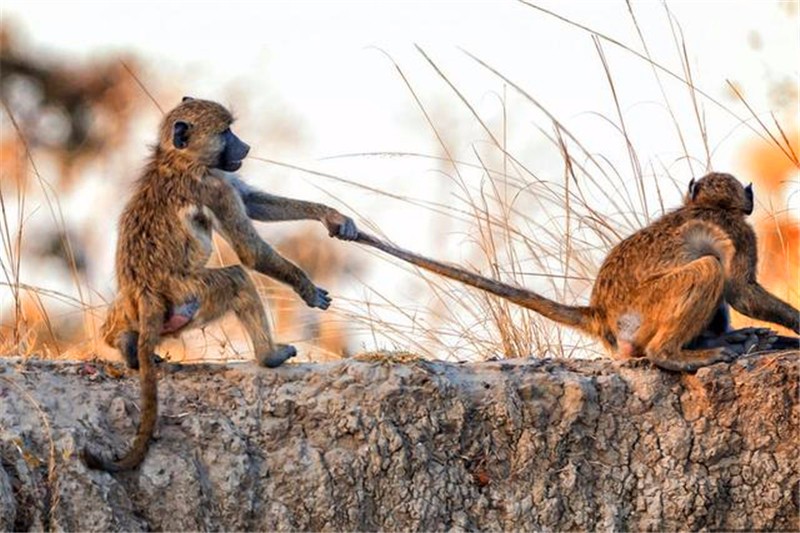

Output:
xmin=616 ymin=356 xmax=655 ymax=370
xmin=685 ymin=327 xmax=773 ymax=353
xmin=699 ymin=328 xmax=799 ymax=354
xmin=118 ymin=331 xmax=140 ymax=369
xmin=258 ymin=344 xmax=297 ymax=368
xmin=646 ymin=346 xmax=738 ymax=372
xmin=722 ymin=328 xmax=776 ymax=354
xmin=682 ymin=347 xmax=739 ymax=371
xmin=726 ymin=328 xmax=800 ymax=353
xmin=123 ymin=352 xmax=170 ymax=371
xmin=117 ymin=331 xmax=171 ymax=369
xmin=766 ymin=335 xmax=800 ymax=351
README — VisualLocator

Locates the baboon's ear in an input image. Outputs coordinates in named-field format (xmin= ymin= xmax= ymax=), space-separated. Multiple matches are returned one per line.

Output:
xmin=182 ymin=96 xmax=194 ymax=103
xmin=688 ymin=178 xmax=699 ymax=200
xmin=173 ymin=121 xmax=190 ymax=149
xmin=744 ymin=183 xmax=754 ymax=215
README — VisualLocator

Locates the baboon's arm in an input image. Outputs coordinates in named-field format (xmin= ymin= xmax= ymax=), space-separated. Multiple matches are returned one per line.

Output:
xmin=724 ymin=235 xmax=799 ymax=333
xmin=225 ymin=175 xmax=357 ymax=240
xmin=202 ymin=178 xmax=331 ymax=310
xmin=726 ymin=280 xmax=799 ymax=333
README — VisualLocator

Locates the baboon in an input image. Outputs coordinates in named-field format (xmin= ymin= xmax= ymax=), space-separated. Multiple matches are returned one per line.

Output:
xmin=85 ymin=97 xmax=356 ymax=472
xmin=101 ymin=174 xmax=357 ymax=370
xmin=356 ymin=173 xmax=799 ymax=371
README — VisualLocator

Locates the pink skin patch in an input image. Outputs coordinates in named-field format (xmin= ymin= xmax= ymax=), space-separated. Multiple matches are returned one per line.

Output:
xmin=161 ymin=314 xmax=192 ymax=334
xmin=616 ymin=312 xmax=643 ymax=359
xmin=617 ymin=340 xmax=637 ymax=359
xmin=160 ymin=298 xmax=200 ymax=335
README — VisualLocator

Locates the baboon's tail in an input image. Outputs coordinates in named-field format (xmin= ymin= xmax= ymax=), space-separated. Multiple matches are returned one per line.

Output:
xmin=356 ymin=231 xmax=600 ymax=336
xmin=83 ymin=293 xmax=161 ymax=472
xmin=681 ymin=220 xmax=735 ymax=275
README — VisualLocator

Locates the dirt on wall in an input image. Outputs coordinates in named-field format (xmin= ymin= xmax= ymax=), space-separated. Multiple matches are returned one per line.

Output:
xmin=0 ymin=352 xmax=797 ymax=531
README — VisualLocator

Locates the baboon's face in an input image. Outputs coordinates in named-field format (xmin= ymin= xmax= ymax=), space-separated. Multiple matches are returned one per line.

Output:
xmin=161 ymin=97 xmax=250 ymax=171
xmin=685 ymin=172 xmax=754 ymax=215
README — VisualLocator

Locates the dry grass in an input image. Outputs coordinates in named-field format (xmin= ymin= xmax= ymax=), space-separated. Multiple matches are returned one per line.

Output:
xmin=1 ymin=2 xmax=797 ymax=363
xmin=0 ymin=102 xmax=98 ymax=359
xmin=275 ymin=2 xmax=798 ymax=360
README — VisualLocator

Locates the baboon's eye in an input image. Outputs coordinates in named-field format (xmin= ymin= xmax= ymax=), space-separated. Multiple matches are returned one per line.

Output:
xmin=173 ymin=121 xmax=190 ymax=149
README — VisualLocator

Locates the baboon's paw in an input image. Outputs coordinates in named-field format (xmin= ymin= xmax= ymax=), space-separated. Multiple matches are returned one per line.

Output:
xmin=337 ymin=217 xmax=359 ymax=240
xmin=325 ymin=213 xmax=358 ymax=241
xmin=259 ymin=344 xmax=297 ymax=368
xmin=717 ymin=328 xmax=777 ymax=354
xmin=305 ymin=286 xmax=331 ymax=310
xmin=714 ymin=347 xmax=740 ymax=364
xmin=616 ymin=357 xmax=654 ymax=369
xmin=119 ymin=331 xmax=139 ymax=369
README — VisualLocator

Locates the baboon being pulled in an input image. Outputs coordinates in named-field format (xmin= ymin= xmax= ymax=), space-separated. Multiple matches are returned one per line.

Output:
xmin=356 ymin=173 xmax=799 ymax=371
xmin=85 ymin=97 xmax=357 ymax=472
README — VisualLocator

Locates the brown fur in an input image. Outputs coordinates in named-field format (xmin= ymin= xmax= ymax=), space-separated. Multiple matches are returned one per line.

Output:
xmin=85 ymin=99 xmax=321 ymax=472
xmin=357 ymin=173 xmax=799 ymax=370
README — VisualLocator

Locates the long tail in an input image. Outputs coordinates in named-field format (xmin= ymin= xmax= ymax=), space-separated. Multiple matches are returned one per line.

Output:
xmin=83 ymin=293 xmax=161 ymax=472
xmin=355 ymin=231 xmax=600 ymax=336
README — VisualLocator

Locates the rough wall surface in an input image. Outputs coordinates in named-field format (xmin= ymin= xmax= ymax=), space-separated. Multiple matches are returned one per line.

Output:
xmin=0 ymin=353 xmax=797 ymax=531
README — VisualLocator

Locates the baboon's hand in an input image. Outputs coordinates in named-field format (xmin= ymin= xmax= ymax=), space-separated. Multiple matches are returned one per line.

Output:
xmin=301 ymin=284 xmax=332 ymax=310
xmin=324 ymin=211 xmax=358 ymax=241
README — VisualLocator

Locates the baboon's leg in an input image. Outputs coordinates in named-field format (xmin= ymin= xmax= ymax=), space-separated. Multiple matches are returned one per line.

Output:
xmin=104 ymin=296 xmax=201 ymax=369
xmin=703 ymin=301 xmax=731 ymax=336
xmin=202 ymin=177 xmax=331 ymax=309
xmin=632 ymin=257 xmax=736 ymax=371
xmin=102 ymin=298 xmax=141 ymax=368
xmin=725 ymin=250 xmax=800 ymax=333
xmin=187 ymin=265 xmax=296 ymax=368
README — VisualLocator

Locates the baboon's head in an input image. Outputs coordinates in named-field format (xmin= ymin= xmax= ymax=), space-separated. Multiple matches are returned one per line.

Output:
xmin=685 ymin=172 xmax=754 ymax=215
xmin=160 ymin=97 xmax=250 ymax=171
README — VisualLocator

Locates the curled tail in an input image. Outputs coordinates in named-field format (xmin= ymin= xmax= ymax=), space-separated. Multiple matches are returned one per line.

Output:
xmin=356 ymin=231 xmax=601 ymax=337
xmin=83 ymin=293 xmax=162 ymax=472
xmin=681 ymin=220 xmax=735 ymax=276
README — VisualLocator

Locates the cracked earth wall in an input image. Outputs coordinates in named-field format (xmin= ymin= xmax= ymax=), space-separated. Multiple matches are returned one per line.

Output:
xmin=0 ymin=352 xmax=797 ymax=531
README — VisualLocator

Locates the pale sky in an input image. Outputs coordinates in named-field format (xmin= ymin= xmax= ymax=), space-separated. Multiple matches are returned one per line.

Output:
xmin=3 ymin=1 xmax=797 ymax=168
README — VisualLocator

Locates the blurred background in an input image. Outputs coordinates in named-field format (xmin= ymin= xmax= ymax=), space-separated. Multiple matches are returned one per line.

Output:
xmin=0 ymin=1 xmax=797 ymax=364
